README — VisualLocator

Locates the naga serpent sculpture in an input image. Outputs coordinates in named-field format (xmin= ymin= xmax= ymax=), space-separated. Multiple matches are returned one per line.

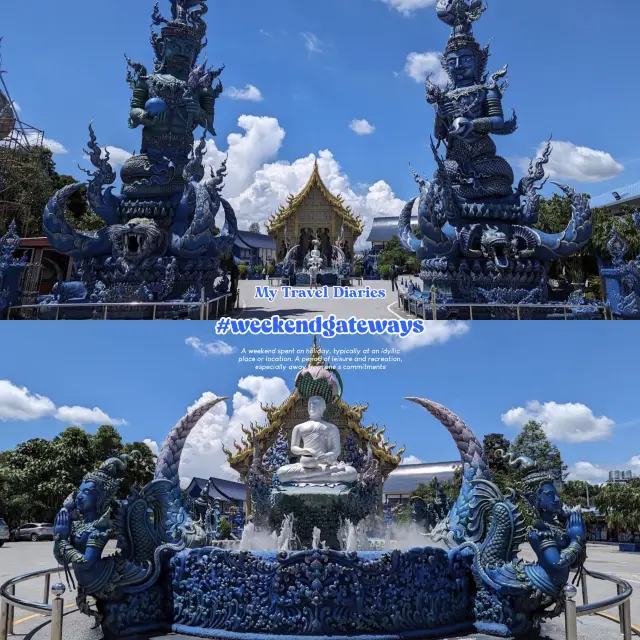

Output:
xmin=53 ymin=396 xmax=227 ymax=637
xmin=408 ymin=395 xmax=586 ymax=638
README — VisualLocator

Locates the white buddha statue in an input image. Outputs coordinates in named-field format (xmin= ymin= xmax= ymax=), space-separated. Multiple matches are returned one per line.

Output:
xmin=304 ymin=238 xmax=326 ymax=286
xmin=276 ymin=396 xmax=358 ymax=484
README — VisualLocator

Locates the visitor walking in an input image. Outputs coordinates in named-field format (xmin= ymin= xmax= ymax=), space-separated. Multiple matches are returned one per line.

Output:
xmin=391 ymin=264 xmax=398 ymax=292
xmin=230 ymin=261 xmax=240 ymax=309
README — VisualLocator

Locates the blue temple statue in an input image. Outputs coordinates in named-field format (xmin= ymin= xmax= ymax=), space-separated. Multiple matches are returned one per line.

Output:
xmin=42 ymin=0 xmax=237 ymax=308
xmin=399 ymin=0 xmax=593 ymax=314
xmin=599 ymin=214 xmax=640 ymax=318
xmin=0 ymin=220 xmax=26 ymax=318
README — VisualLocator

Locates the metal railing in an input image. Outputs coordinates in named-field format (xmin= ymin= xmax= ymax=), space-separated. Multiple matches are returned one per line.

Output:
xmin=0 ymin=565 xmax=633 ymax=640
xmin=564 ymin=569 xmax=634 ymax=639
xmin=0 ymin=567 xmax=66 ymax=640
xmin=397 ymin=289 xmax=611 ymax=320
xmin=7 ymin=293 xmax=232 ymax=320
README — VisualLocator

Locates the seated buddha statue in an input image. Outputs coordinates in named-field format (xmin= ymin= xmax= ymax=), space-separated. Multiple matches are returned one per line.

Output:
xmin=276 ymin=396 xmax=357 ymax=484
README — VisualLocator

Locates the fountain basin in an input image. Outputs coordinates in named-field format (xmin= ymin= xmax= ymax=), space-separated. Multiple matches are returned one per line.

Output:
xmin=170 ymin=547 xmax=473 ymax=639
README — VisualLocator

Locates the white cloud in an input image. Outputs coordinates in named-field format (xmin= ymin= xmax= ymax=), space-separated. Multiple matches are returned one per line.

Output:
xmin=226 ymin=85 xmax=264 ymax=102
xmin=401 ymin=454 xmax=424 ymax=465
xmin=301 ymin=32 xmax=324 ymax=55
xmin=44 ymin=139 xmax=68 ymax=154
xmin=0 ymin=380 xmax=56 ymax=421
xmin=379 ymin=0 xmax=436 ymax=15
xmin=501 ymin=400 xmax=614 ymax=443
xmin=104 ymin=146 xmax=133 ymax=167
xmin=200 ymin=115 xmax=285 ymax=203
xmin=54 ymin=406 xmax=127 ymax=426
xmin=0 ymin=379 xmax=125 ymax=425
xmin=185 ymin=337 xmax=236 ymax=356
xmin=146 ymin=377 xmax=292 ymax=482
xmin=404 ymin=51 xmax=447 ymax=86
xmin=387 ymin=321 xmax=470 ymax=352
xmin=568 ymin=456 xmax=640 ymax=485
xmin=143 ymin=438 xmax=160 ymax=455
xmin=11 ymin=101 xmax=20 ymax=113
xmin=200 ymin=116 xmax=408 ymax=245
xmin=1 ymin=129 xmax=67 ymax=154
xmin=82 ymin=146 xmax=132 ymax=169
xmin=567 ymin=461 xmax=610 ymax=484
xmin=519 ymin=141 xmax=623 ymax=184
xmin=349 ymin=119 xmax=376 ymax=135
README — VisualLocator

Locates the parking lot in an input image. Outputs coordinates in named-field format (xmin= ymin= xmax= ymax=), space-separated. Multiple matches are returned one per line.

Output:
xmin=0 ymin=540 xmax=638 ymax=639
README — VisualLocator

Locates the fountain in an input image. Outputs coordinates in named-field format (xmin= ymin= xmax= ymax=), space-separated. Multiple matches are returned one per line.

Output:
xmin=398 ymin=0 xmax=595 ymax=319
xmin=52 ymin=341 xmax=585 ymax=639
xmin=39 ymin=0 xmax=237 ymax=317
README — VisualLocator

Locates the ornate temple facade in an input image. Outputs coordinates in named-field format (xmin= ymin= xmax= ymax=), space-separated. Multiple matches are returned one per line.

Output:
xmin=266 ymin=160 xmax=364 ymax=264
xmin=223 ymin=338 xmax=404 ymax=513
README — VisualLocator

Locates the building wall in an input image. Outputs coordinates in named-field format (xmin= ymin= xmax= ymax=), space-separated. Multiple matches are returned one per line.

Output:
xmin=272 ymin=187 xmax=357 ymax=260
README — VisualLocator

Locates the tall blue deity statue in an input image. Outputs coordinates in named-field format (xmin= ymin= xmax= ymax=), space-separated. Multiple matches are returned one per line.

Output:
xmin=399 ymin=0 xmax=593 ymax=313
xmin=598 ymin=214 xmax=640 ymax=318
xmin=42 ymin=0 xmax=237 ymax=307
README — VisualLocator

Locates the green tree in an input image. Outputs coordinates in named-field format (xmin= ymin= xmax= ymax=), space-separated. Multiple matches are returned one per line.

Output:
xmin=404 ymin=255 xmax=420 ymax=274
xmin=411 ymin=473 xmax=461 ymax=504
xmin=0 ymin=145 xmax=102 ymax=238
xmin=91 ymin=424 xmax=124 ymax=462
xmin=562 ymin=480 xmax=600 ymax=509
xmin=118 ymin=441 xmax=156 ymax=498
xmin=0 ymin=146 xmax=55 ymax=237
xmin=510 ymin=421 xmax=566 ymax=476
xmin=537 ymin=195 xmax=640 ymax=296
xmin=593 ymin=481 xmax=640 ymax=536
xmin=0 ymin=426 xmax=157 ymax=527
xmin=218 ymin=517 xmax=233 ymax=540
xmin=377 ymin=237 xmax=409 ymax=271
xmin=483 ymin=433 xmax=517 ymax=494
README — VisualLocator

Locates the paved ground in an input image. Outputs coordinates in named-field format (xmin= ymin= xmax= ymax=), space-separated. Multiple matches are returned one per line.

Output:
xmin=235 ymin=279 xmax=412 ymax=320
xmin=1 ymin=541 xmax=636 ymax=639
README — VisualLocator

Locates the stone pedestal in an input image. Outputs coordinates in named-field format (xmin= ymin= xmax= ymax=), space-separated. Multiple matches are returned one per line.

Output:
xmin=269 ymin=484 xmax=352 ymax=549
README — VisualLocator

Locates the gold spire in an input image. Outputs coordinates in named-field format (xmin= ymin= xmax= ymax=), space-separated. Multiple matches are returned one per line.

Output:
xmin=308 ymin=336 xmax=325 ymax=366
xmin=265 ymin=158 xmax=364 ymax=234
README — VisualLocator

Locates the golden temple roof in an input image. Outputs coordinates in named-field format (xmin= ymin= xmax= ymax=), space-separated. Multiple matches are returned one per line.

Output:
xmin=266 ymin=159 xmax=364 ymax=235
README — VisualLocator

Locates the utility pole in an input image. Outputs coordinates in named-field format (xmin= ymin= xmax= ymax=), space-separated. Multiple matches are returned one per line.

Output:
xmin=586 ymin=483 xmax=590 ymax=508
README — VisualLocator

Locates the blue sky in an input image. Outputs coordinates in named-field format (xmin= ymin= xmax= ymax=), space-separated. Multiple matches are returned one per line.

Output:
xmin=1 ymin=0 xmax=638 ymax=240
xmin=0 ymin=322 xmax=637 ymax=485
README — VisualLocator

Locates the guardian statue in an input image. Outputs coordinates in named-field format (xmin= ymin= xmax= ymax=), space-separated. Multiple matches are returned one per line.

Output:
xmin=42 ymin=0 xmax=237 ymax=307
xmin=399 ymin=0 xmax=592 ymax=312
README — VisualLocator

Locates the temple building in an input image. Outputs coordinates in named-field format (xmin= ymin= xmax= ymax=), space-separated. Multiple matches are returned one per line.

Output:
xmin=382 ymin=461 xmax=460 ymax=509
xmin=367 ymin=215 xmax=418 ymax=252
xmin=233 ymin=230 xmax=276 ymax=266
xmin=591 ymin=182 xmax=640 ymax=214
xmin=184 ymin=476 xmax=247 ymax=512
xmin=266 ymin=160 xmax=364 ymax=263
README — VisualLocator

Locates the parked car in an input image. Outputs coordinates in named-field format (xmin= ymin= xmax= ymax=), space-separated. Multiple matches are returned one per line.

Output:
xmin=10 ymin=522 xmax=54 ymax=542
xmin=0 ymin=519 xmax=9 ymax=546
